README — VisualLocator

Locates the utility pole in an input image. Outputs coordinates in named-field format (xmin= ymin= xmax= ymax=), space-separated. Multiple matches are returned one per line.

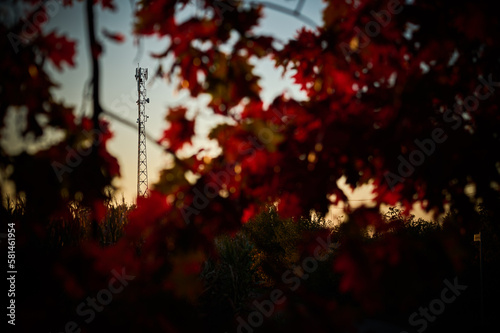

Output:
xmin=474 ymin=231 xmax=484 ymax=325
xmin=135 ymin=65 xmax=150 ymax=198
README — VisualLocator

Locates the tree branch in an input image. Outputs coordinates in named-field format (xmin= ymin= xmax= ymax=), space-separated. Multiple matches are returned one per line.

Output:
xmin=85 ymin=0 xmax=102 ymax=130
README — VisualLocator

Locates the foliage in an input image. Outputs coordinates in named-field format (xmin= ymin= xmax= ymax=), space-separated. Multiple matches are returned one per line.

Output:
xmin=3 ymin=197 xmax=134 ymax=248
xmin=381 ymin=206 xmax=442 ymax=237
xmin=199 ymin=233 xmax=257 ymax=331
xmin=133 ymin=0 xmax=500 ymax=226
xmin=242 ymin=205 xmax=331 ymax=287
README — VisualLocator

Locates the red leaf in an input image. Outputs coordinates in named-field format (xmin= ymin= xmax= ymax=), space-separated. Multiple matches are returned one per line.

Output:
xmin=97 ymin=120 xmax=120 ymax=178
xmin=277 ymin=192 xmax=303 ymax=218
xmin=39 ymin=31 xmax=76 ymax=71
xmin=160 ymin=107 xmax=195 ymax=152
xmin=126 ymin=191 xmax=171 ymax=237
xmin=102 ymin=29 xmax=125 ymax=43
xmin=242 ymin=204 xmax=259 ymax=223
xmin=93 ymin=0 xmax=116 ymax=10
xmin=93 ymin=200 xmax=107 ymax=222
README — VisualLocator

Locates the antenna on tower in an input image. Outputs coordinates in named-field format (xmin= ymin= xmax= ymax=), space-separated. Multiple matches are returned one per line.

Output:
xmin=135 ymin=65 xmax=150 ymax=198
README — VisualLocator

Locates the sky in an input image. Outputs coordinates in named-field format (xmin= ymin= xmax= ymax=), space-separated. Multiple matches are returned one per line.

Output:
xmin=7 ymin=0 xmax=434 ymax=221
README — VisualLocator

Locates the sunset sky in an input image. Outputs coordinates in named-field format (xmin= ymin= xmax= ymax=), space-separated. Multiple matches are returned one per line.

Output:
xmin=18 ymin=0 xmax=432 ymax=220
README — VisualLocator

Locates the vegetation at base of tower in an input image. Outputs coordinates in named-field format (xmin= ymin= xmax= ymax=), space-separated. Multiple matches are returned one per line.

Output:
xmin=4 ymin=196 xmax=500 ymax=332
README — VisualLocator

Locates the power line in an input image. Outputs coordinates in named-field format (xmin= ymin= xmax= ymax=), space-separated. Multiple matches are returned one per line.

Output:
xmin=248 ymin=1 xmax=319 ymax=28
